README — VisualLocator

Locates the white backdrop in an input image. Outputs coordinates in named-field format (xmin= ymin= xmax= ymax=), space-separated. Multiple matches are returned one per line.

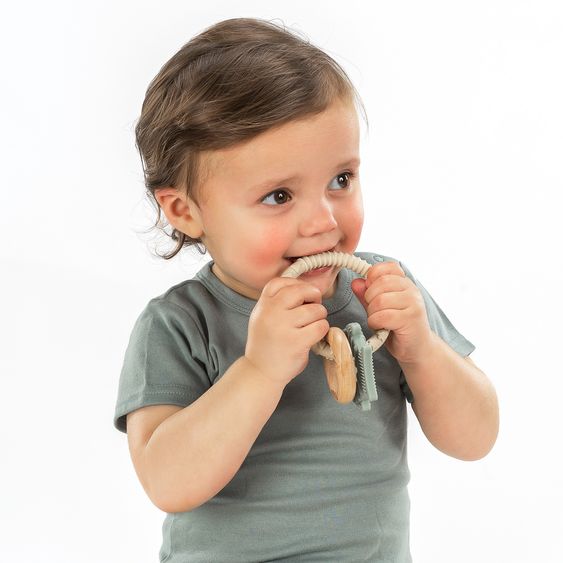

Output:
xmin=2 ymin=1 xmax=562 ymax=561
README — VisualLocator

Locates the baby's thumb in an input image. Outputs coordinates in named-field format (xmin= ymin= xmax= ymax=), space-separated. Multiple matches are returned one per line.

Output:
xmin=351 ymin=278 xmax=368 ymax=310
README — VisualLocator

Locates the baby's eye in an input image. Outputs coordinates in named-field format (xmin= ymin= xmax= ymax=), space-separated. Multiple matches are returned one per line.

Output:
xmin=261 ymin=189 xmax=291 ymax=206
xmin=260 ymin=172 xmax=354 ymax=206
xmin=329 ymin=172 xmax=354 ymax=191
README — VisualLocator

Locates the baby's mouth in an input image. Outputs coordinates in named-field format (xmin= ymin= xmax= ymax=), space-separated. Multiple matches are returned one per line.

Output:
xmin=285 ymin=246 xmax=338 ymax=263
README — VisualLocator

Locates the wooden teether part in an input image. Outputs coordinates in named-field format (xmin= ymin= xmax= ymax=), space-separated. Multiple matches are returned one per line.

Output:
xmin=322 ymin=327 xmax=357 ymax=403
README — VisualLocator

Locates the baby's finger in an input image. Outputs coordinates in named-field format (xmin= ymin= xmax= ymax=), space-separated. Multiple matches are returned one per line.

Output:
xmin=300 ymin=317 xmax=330 ymax=345
xmin=364 ymin=274 xmax=410 ymax=306
xmin=366 ymin=261 xmax=405 ymax=286
xmin=351 ymin=278 xmax=369 ymax=310
xmin=279 ymin=282 xmax=323 ymax=310
xmin=261 ymin=276 xmax=308 ymax=299
xmin=292 ymin=302 xmax=328 ymax=328
xmin=262 ymin=277 xmax=322 ymax=307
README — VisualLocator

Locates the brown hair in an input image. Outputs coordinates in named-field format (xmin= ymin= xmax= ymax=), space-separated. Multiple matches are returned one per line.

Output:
xmin=134 ymin=17 xmax=368 ymax=259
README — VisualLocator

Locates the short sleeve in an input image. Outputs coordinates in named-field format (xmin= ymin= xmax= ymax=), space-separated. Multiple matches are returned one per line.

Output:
xmin=113 ymin=298 xmax=213 ymax=433
xmin=397 ymin=260 xmax=477 ymax=403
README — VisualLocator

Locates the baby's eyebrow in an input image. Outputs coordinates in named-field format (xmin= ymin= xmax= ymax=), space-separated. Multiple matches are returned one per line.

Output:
xmin=249 ymin=157 xmax=360 ymax=193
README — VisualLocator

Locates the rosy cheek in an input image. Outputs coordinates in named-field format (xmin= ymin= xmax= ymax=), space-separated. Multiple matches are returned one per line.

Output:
xmin=341 ymin=200 xmax=364 ymax=251
xmin=249 ymin=249 xmax=274 ymax=269
xmin=247 ymin=227 xmax=288 ymax=268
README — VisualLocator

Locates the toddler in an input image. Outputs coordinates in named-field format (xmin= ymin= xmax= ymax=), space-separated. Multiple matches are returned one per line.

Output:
xmin=114 ymin=17 xmax=498 ymax=562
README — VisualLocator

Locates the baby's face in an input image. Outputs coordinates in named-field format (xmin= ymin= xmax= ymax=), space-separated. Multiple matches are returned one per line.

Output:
xmin=193 ymin=98 xmax=364 ymax=301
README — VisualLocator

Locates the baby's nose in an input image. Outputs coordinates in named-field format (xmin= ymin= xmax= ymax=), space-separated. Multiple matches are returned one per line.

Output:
xmin=298 ymin=201 xmax=338 ymax=236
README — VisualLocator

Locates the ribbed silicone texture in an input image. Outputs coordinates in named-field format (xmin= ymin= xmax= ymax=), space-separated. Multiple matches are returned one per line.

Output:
xmin=281 ymin=251 xmax=389 ymax=358
xmin=344 ymin=322 xmax=378 ymax=411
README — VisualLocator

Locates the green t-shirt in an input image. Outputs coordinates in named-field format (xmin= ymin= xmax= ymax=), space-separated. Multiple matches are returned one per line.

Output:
xmin=114 ymin=251 xmax=475 ymax=562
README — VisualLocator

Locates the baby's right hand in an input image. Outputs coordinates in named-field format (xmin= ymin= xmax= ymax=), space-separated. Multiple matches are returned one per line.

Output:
xmin=245 ymin=277 xmax=330 ymax=387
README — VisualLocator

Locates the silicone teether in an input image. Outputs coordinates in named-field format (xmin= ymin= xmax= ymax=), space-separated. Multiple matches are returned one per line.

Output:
xmin=344 ymin=322 xmax=378 ymax=410
xmin=281 ymin=251 xmax=389 ymax=409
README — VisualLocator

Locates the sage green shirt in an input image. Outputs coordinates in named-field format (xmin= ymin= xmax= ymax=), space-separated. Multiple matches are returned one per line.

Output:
xmin=114 ymin=251 xmax=475 ymax=562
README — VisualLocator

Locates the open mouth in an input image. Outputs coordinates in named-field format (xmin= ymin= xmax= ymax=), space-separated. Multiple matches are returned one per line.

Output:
xmin=286 ymin=247 xmax=337 ymax=263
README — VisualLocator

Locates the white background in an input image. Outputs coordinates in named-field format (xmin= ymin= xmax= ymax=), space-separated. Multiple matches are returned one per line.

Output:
xmin=1 ymin=1 xmax=562 ymax=561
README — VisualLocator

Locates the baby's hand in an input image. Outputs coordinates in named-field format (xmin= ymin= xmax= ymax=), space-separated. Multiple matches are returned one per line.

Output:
xmin=245 ymin=277 xmax=329 ymax=387
xmin=351 ymin=261 xmax=434 ymax=364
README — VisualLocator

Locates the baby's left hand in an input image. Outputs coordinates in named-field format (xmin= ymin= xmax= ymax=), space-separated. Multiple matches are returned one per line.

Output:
xmin=350 ymin=261 xmax=433 ymax=365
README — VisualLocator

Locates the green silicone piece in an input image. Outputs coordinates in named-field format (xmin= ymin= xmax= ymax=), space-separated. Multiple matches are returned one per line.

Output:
xmin=343 ymin=322 xmax=378 ymax=411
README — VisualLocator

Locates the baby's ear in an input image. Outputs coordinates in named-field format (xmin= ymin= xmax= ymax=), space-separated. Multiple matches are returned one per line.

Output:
xmin=154 ymin=188 xmax=204 ymax=238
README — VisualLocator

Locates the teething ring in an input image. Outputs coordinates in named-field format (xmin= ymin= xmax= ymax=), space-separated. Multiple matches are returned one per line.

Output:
xmin=281 ymin=251 xmax=390 ymax=403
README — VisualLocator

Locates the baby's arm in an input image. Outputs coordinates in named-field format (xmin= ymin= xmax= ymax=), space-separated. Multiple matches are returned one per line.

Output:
xmin=127 ymin=356 xmax=285 ymax=513
xmin=352 ymin=260 xmax=498 ymax=461
xmin=127 ymin=276 xmax=328 ymax=513
xmin=400 ymin=333 xmax=499 ymax=461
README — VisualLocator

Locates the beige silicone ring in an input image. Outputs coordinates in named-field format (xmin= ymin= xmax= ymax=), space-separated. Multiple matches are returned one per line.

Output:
xmin=281 ymin=251 xmax=389 ymax=360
